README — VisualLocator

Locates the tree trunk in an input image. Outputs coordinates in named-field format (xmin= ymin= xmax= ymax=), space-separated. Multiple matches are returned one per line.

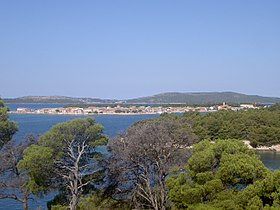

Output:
xmin=69 ymin=193 xmax=78 ymax=210
xmin=22 ymin=191 xmax=28 ymax=210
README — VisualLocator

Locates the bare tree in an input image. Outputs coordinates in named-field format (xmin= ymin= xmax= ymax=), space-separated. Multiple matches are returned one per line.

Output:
xmin=0 ymin=135 xmax=35 ymax=210
xmin=108 ymin=115 xmax=198 ymax=210
xmin=55 ymin=138 xmax=92 ymax=210
xmin=19 ymin=118 xmax=107 ymax=210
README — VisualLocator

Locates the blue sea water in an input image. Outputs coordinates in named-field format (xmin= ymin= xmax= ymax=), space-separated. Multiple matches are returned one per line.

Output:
xmin=1 ymin=104 xmax=159 ymax=210
xmin=1 ymin=104 xmax=280 ymax=209
xmin=10 ymin=113 xmax=158 ymax=141
xmin=257 ymin=151 xmax=280 ymax=170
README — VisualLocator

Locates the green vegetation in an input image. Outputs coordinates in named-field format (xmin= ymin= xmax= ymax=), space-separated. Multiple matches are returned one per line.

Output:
xmin=107 ymin=114 xmax=197 ymax=210
xmin=188 ymin=108 xmax=280 ymax=146
xmin=166 ymin=139 xmax=280 ymax=210
xmin=0 ymin=136 xmax=36 ymax=210
xmin=267 ymin=103 xmax=280 ymax=111
xmin=18 ymin=118 xmax=108 ymax=210
xmin=2 ymin=103 xmax=280 ymax=209
xmin=0 ymin=99 xmax=34 ymax=209
xmin=0 ymin=99 xmax=17 ymax=149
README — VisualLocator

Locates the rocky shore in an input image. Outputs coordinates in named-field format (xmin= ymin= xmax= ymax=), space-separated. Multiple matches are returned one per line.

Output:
xmin=243 ymin=140 xmax=280 ymax=152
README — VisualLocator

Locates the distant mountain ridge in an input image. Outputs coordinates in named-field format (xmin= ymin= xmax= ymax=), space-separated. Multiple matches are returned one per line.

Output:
xmin=3 ymin=92 xmax=280 ymax=105
xmin=127 ymin=92 xmax=280 ymax=104
xmin=4 ymin=96 xmax=118 ymax=104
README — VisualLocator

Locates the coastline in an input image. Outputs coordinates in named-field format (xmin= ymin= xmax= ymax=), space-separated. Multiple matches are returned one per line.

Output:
xmin=10 ymin=104 xmax=199 ymax=115
xmin=243 ymin=140 xmax=280 ymax=152
xmin=9 ymin=112 xmax=280 ymax=151
xmin=8 ymin=111 xmax=162 ymax=116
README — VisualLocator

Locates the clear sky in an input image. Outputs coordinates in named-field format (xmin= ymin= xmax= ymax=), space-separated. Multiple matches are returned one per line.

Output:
xmin=1 ymin=1 xmax=280 ymax=99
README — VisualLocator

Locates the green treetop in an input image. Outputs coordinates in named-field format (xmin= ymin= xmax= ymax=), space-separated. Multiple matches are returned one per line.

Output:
xmin=0 ymin=99 xmax=17 ymax=149
xmin=166 ymin=139 xmax=269 ymax=209
xmin=18 ymin=117 xmax=108 ymax=210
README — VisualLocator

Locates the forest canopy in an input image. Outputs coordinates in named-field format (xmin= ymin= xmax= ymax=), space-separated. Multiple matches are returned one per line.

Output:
xmin=183 ymin=105 xmax=280 ymax=147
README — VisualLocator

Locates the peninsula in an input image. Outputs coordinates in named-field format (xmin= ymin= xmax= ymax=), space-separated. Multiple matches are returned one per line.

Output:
xmin=12 ymin=103 xmax=259 ymax=115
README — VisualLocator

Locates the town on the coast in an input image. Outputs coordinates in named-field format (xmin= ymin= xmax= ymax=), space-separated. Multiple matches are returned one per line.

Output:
xmin=13 ymin=102 xmax=259 ymax=115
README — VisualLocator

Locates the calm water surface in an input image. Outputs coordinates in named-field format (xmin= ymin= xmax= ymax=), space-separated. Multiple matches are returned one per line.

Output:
xmin=1 ymin=104 xmax=280 ymax=209
xmin=1 ymin=104 xmax=159 ymax=210
xmin=257 ymin=151 xmax=280 ymax=170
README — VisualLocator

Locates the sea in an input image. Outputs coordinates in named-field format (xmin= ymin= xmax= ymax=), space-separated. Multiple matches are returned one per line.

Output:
xmin=1 ymin=104 xmax=280 ymax=210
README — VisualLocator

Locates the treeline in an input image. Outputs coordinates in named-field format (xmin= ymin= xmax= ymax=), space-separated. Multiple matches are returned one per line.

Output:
xmin=1 ymin=99 xmax=280 ymax=210
xmin=166 ymin=139 xmax=279 ymax=209
xmin=188 ymin=103 xmax=280 ymax=147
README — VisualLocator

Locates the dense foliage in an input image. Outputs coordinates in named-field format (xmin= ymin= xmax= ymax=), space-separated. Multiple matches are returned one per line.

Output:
xmin=0 ymin=136 xmax=36 ymax=210
xmin=166 ymin=139 xmax=280 ymax=210
xmin=267 ymin=103 xmax=280 ymax=111
xmin=166 ymin=139 xmax=269 ymax=209
xmin=0 ymin=99 xmax=17 ymax=149
xmin=185 ymin=107 xmax=280 ymax=146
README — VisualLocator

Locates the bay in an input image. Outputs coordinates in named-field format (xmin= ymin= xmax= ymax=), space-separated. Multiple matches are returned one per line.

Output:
xmin=1 ymin=103 xmax=159 ymax=210
xmin=1 ymin=104 xmax=280 ymax=209
xmin=10 ymin=113 xmax=158 ymax=141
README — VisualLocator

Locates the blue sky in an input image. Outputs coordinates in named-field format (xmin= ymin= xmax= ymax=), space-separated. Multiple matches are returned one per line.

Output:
xmin=1 ymin=1 xmax=280 ymax=99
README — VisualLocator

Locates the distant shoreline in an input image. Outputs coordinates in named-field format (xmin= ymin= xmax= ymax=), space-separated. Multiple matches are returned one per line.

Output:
xmin=9 ymin=102 xmax=261 ymax=116
xmin=10 ymin=104 xmax=214 ymax=115
xmin=8 ymin=111 xmax=162 ymax=116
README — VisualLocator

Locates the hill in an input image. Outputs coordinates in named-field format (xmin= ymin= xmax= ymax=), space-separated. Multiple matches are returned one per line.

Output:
xmin=4 ymin=96 xmax=117 ymax=104
xmin=3 ymin=92 xmax=280 ymax=105
xmin=126 ymin=92 xmax=280 ymax=104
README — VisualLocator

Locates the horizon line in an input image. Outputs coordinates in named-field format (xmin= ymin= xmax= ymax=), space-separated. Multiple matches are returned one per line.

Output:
xmin=2 ymin=91 xmax=280 ymax=100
